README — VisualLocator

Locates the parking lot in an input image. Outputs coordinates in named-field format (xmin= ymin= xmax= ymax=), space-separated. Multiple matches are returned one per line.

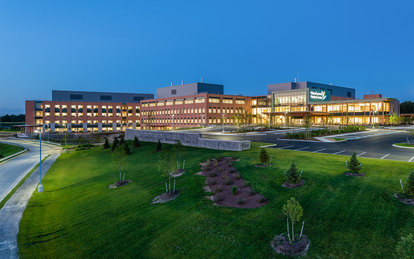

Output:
xmin=196 ymin=127 xmax=414 ymax=162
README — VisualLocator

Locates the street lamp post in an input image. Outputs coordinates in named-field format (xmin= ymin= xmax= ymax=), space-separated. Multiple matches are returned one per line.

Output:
xmin=222 ymin=113 xmax=225 ymax=133
xmin=285 ymin=111 xmax=288 ymax=127
xmin=38 ymin=131 xmax=43 ymax=192
xmin=268 ymin=106 xmax=271 ymax=129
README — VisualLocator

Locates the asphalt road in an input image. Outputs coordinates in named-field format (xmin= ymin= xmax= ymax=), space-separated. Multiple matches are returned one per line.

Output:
xmin=198 ymin=127 xmax=414 ymax=162
xmin=0 ymin=138 xmax=61 ymax=203
xmin=0 ymin=139 xmax=61 ymax=259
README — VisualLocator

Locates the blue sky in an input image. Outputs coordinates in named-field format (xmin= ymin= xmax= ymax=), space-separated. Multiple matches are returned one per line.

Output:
xmin=1 ymin=0 xmax=413 ymax=115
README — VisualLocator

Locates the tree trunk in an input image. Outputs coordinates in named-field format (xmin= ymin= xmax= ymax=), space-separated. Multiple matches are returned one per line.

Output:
xmin=165 ymin=182 xmax=168 ymax=193
xmin=299 ymin=221 xmax=305 ymax=239
xmin=291 ymin=220 xmax=295 ymax=242
xmin=286 ymin=218 xmax=291 ymax=243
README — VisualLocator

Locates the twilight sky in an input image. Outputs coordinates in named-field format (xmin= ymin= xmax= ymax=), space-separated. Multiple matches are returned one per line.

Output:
xmin=1 ymin=0 xmax=414 ymax=115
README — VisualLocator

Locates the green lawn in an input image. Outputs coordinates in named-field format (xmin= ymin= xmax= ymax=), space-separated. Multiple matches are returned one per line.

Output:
xmin=0 ymin=143 xmax=24 ymax=158
xmin=18 ymin=142 xmax=414 ymax=258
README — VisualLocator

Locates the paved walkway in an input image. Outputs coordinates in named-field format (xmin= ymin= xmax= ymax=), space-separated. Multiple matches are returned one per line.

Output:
xmin=0 ymin=150 xmax=60 ymax=258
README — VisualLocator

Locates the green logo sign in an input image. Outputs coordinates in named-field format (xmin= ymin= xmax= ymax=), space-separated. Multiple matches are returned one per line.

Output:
xmin=309 ymin=89 xmax=330 ymax=102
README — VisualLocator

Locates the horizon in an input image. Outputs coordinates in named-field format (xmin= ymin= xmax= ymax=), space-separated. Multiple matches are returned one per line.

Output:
xmin=1 ymin=0 xmax=414 ymax=115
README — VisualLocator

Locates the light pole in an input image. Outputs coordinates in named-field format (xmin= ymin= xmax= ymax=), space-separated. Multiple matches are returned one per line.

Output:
xmin=222 ymin=113 xmax=225 ymax=133
xmin=285 ymin=111 xmax=288 ymax=127
xmin=268 ymin=106 xmax=271 ymax=129
xmin=170 ymin=114 xmax=175 ymax=131
xmin=38 ymin=130 xmax=43 ymax=192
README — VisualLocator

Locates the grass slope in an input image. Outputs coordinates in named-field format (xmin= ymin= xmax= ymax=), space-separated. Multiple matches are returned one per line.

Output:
xmin=18 ymin=142 xmax=414 ymax=258
xmin=0 ymin=143 xmax=24 ymax=158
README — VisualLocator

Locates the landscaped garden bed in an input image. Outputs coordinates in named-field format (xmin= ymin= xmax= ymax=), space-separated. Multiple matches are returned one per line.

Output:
xmin=285 ymin=125 xmax=366 ymax=140
xmin=393 ymin=143 xmax=414 ymax=149
xmin=200 ymin=157 xmax=267 ymax=208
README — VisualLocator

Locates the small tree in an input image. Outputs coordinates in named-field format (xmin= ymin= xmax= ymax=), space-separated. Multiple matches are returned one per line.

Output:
xmin=347 ymin=152 xmax=362 ymax=174
xmin=282 ymin=197 xmax=304 ymax=243
xmin=286 ymin=160 xmax=300 ymax=184
xmin=159 ymin=148 xmax=176 ymax=195
xmin=155 ymin=139 xmax=162 ymax=152
xmin=304 ymin=115 xmax=311 ymax=139
xmin=124 ymin=142 xmax=131 ymax=155
xmin=133 ymin=136 xmax=140 ymax=148
xmin=259 ymin=148 xmax=270 ymax=165
xmin=389 ymin=113 xmax=402 ymax=126
xmin=403 ymin=172 xmax=414 ymax=197
xmin=112 ymin=145 xmax=127 ymax=184
xmin=103 ymin=137 xmax=110 ymax=149
xmin=395 ymin=233 xmax=414 ymax=259
xmin=111 ymin=137 xmax=119 ymax=152
xmin=119 ymin=133 xmax=125 ymax=145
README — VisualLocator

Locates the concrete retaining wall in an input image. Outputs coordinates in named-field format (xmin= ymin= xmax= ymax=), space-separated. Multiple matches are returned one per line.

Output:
xmin=125 ymin=129 xmax=250 ymax=151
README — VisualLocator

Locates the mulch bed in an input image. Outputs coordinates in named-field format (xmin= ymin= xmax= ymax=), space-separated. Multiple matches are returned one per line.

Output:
xmin=271 ymin=234 xmax=310 ymax=256
xmin=282 ymin=179 xmax=305 ymax=189
xmin=344 ymin=172 xmax=366 ymax=176
xmin=199 ymin=157 xmax=268 ymax=208
xmin=254 ymin=163 xmax=273 ymax=168
xmin=108 ymin=180 xmax=131 ymax=189
xmin=152 ymin=192 xmax=179 ymax=204
xmin=171 ymin=169 xmax=185 ymax=178
xmin=395 ymin=193 xmax=414 ymax=206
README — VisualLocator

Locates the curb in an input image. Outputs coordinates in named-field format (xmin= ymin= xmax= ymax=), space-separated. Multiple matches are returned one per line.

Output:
xmin=392 ymin=144 xmax=414 ymax=149
xmin=0 ymin=141 xmax=29 ymax=163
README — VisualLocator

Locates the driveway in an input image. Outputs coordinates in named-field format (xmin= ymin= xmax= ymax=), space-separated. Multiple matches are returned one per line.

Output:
xmin=0 ymin=138 xmax=61 ymax=258
xmin=0 ymin=139 xmax=61 ymax=203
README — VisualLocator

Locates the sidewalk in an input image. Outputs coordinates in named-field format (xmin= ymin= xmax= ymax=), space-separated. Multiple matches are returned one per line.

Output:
xmin=0 ymin=153 xmax=60 ymax=259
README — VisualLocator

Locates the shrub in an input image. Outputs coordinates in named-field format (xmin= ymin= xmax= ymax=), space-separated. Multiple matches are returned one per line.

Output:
xmin=259 ymin=197 xmax=266 ymax=203
xmin=0 ymin=153 xmax=4 ymax=158
xmin=237 ymin=199 xmax=245 ymax=205
xmin=224 ymin=180 xmax=233 ymax=185
xmin=209 ymin=173 xmax=217 ymax=177
xmin=119 ymin=134 xmax=125 ymax=145
xmin=215 ymin=196 xmax=224 ymax=202
xmin=210 ymin=181 xmax=216 ymax=185
xmin=215 ymin=188 xmax=222 ymax=193
xmin=243 ymin=181 xmax=250 ymax=187
xmin=133 ymin=136 xmax=140 ymax=148
xmin=249 ymin=190 xmax=256 ymax=196
xmin=259 ymin=148 xmax=270 ymax=165
xmin=395 ymin=233 xmax=414 ymax=259
xmin=103 ymin=138 xmax=110 ymax=149
xmin=155 ymin=139 xmax=162 ymax=152
xmin=234 ymin=174 xmax=241 ymax=180
xmin=124 ymin=142 xmax=131 ymax=155
xmin=347 ymin=152 xmax=362 ymax=174
xmin=286 ymin=160 xmax=301 ymax=184
xmin=403 ymin=172 xmax=414 ymax=197
xmin=213 ymin=159 xmax=218 ymax=167
xmin=111 ymin=137 xmax=119 ymax=152
xmin=232 ymin=186 xmax=238 ymax=195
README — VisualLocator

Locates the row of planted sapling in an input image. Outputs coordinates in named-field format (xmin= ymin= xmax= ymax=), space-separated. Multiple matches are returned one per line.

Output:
xmin=199 ymin=156 xmax=267 ymax=208
xmin=152 ymin=141 xmax=186 ymax=204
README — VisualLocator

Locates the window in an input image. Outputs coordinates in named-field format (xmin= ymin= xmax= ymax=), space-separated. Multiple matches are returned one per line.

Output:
xmin=235 ymin=99 xmax=245 ymax=104
xmin=347 ymin=91 xmax=352 ymax=97
xmin=209 ymin=98 xmax=220 ymax=103
xmin=133 ymin=96 xmax=143 ymax=102
xmin=171 ymin=90 xmax=177 ymax=95
xmin=100 ymin=95 xmax=112 ymax=101
xmin=70 ymin=94 xmax=83 ymax=100
xmin=223 ymin=98 xmax=233 ymax=104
